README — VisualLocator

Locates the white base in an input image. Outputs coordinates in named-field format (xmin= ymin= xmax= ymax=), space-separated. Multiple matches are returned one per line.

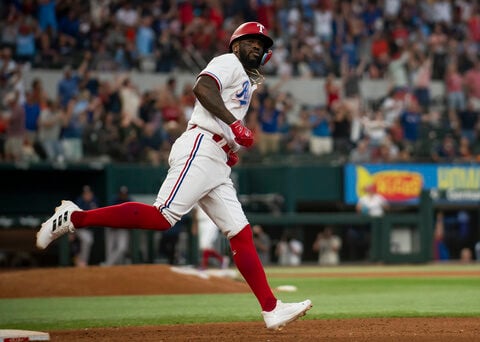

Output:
xmin=0 ymin=330 xmax=50 ymax=341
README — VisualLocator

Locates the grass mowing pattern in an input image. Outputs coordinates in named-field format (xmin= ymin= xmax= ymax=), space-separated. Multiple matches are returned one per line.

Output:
xmin=1 ymin=270 xmax=479 ymax=331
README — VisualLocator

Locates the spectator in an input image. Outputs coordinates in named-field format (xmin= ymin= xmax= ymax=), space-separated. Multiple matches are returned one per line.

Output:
xmin=431 ymin=134 xmax=458 ymax=163
xmin=139 ymin=122 xmax=168 ymax=166
xmin=2 ymin=91 xmax=26 ymax=162
xmin=115 ymin=1 xmax=139 ymax=28
xmin=119 ymin=77 xmax=142 ymax=127
xmin=157 ymin=77 xmax=185 ymax=139
xmin=37 ymin=0 xmax=58 ymax=33
xmin=330 ymin=100 xmax=351 ymax=154
xmin=158 ymin=218 xmax=185 ymax=266
xmin=252 ymin=225 xmax=271 ymax=266
xmin=0 ymin=47 xmax=17 ymax=78
xmin=457 ymin=98 xmax=479 ymax=144
xmin=349 ymin=137 xmax=372 ymax=163
xmin=15 ymin=22 xmax=37 ymax=65
xmin=361 ymin=110 xmax=387 ymax=147
xmin=309 ymin=105 xmax=333 ymax=156
xmin=23 ymin=90 xmax=41 ymax=145
xmin=136 ymin=15 xmax=155 ymax=71
xmin=57 ymin=58 xmax=87 ymax=109
xmin=155 ymin=28 xmax=180 ymax=73
xmin=386 ymin=44 xmax=409 ymax=93
xmin=373 ymin=136 xmax=400 ymax=163
xmin=257 ymin=96 xmax=284 ymax=155
xmin=464 ymin=59 xmax=480 ymax=111
xmin=428 ymin=23 xmax=448 ymax=80
xmin=61 ymin=89 xmax=91 ymax=162
xmin=341 ymin=56 xmax=366 ymax=144
xmin=399 ymin=96 xmax=423 ymax=146
xmin=410 ymin=52 xmax=432 ymax=112
xmin=102 ymin=186 xmax=132 ymax=266
xmin=444 ymin=62 xmax=466 ymax=125
xmin=312 ymin=226 xmax=342 ymax=266
xmin=369 ymin=29 xmax=390 ymax=78
xmin=37 ymin=99 xmax=63 ymax=162
xmin=30 ymin=78 xmax=49 ymax=108
xmin=72 ymin=185 xmax=98 ymax=267
xmin=458 ymin=136 xmax=474 ymax=162
xmin=276 ymin=231 xmax=303 ymax=266
xmin=313 ymin=3 xmax=333 ymax=43
xmin=324 ymin=73 xmax=340 ymax=110
xmin=1 ymin=16 xmax=18 ymax=51
xmin=58 ymin=8 xmax=80 ymax=43
xmin=287 ymin=105 xmax=311 ymax=153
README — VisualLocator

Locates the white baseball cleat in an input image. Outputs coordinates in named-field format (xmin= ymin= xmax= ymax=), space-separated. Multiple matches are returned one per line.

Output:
xmin=36 ymin=200 xmax=81 ymax=249
xmin=262 ymin=299 xmax=312 ymax=330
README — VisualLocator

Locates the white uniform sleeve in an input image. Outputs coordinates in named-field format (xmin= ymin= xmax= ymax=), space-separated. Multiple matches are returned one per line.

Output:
xmin=199 ymin=54 xmax=237 ymax=92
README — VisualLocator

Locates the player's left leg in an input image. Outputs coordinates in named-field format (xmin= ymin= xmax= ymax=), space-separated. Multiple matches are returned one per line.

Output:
xmin=230 ymin=225 xmax=312 ymax=329
xmin=201 ymin=182 xmax=312 ymax=329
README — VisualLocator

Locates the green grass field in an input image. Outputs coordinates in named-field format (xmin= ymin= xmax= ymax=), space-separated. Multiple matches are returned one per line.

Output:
xmin=1 ymin=264 xmax=479 ymax=331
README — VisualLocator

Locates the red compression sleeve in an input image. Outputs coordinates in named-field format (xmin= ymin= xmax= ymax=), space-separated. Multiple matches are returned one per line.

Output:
xmin=229 ymin=225 xmax=277 ymax=312
xmin=71 ymin=202 xmax=171 ymax=230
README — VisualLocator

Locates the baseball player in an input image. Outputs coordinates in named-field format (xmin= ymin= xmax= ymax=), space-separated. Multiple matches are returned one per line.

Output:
xmin=36 ymin=22 xmax=312 ymax=330
xmin=192 ymin=205 xmax=230 ymax=270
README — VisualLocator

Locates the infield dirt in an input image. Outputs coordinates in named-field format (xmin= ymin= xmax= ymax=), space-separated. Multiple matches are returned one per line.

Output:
xmin=1 ymin=264 xmax=479 ymax=341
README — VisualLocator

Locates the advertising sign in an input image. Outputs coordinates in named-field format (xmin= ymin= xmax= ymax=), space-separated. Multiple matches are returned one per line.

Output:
xmin=344 ymin=164 xmax=480 ymax=204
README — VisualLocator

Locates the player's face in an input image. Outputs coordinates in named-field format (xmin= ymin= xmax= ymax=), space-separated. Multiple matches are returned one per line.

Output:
xmin=238 ymin=38 xmax=265 ymax=69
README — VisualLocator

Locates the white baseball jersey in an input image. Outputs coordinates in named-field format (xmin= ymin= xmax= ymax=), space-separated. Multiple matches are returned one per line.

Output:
xmin=154 ymin=53 xmax=254 ymax=239
xmin=358 ymin=194 xmax=387 ymax=217
xmin=188 ymin=53 xmax=257 ymax=149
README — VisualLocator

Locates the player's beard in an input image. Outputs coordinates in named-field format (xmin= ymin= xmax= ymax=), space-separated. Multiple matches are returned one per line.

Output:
xmin=239 ymin=48 xmax=262 ymax=69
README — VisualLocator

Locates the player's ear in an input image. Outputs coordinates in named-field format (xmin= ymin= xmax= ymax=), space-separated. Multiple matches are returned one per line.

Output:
xmin=232 ymin=42 xmax=239 ymax=54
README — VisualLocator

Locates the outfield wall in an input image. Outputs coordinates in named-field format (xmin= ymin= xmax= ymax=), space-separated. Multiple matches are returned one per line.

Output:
xmin=1 ymin=163 xmax=478 ymax=266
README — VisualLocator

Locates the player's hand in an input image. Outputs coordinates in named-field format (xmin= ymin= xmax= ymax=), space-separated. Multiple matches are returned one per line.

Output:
xmin=230 ymin=120 xmax=254 ymax=148
xmin=226 ymin=151 xmax=239 ymax=167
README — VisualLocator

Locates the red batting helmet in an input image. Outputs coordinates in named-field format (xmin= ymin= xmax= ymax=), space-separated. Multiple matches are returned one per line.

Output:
xmin=229 ymin=22 xmax=274 ymax=52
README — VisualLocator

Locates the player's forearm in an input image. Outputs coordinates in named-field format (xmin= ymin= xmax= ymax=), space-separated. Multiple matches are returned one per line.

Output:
xmin=193 ymin=76 xmax=237 ymax=125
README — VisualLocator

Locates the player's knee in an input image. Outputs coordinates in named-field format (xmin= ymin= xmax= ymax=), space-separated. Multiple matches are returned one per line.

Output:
xmin=230 ymin=224 xmax=253 ymax=246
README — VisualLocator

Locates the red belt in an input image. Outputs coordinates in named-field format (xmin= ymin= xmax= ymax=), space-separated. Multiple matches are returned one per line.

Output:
xmin=190 ymin=125 xmax=231 ymax=154
xmin=212 ymin=134 xmax=231 ymax=154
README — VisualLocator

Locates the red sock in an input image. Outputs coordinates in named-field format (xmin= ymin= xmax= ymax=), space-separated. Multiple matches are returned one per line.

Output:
xmin=202 ymin=249 xmax=223 ymax=268
xmin=229 ymin=225 xmax=277 ymax=312
xmin=71 ymin=202 xmax=171 ymax=230
xmin=201 ymin=250 xmax=210 ymax=269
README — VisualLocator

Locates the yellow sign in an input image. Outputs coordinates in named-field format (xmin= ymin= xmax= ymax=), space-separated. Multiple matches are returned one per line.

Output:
xmin=356 ymin=166 xmax=423 ymax=201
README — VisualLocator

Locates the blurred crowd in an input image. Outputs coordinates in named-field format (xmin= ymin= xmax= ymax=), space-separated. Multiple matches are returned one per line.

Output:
xmin=1 ymin=0 xmax=480 ymax=165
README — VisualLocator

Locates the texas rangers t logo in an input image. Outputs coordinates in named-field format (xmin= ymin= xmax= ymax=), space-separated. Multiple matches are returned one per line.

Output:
xmin=257 ymin=23 xmax=265 ymax=33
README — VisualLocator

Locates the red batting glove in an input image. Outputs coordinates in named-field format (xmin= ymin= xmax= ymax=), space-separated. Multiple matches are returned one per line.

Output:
xmin=230 ymin=120 xmax=254 ymax=148
xmin=226 ymin=151 xmax=239 ymax=167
